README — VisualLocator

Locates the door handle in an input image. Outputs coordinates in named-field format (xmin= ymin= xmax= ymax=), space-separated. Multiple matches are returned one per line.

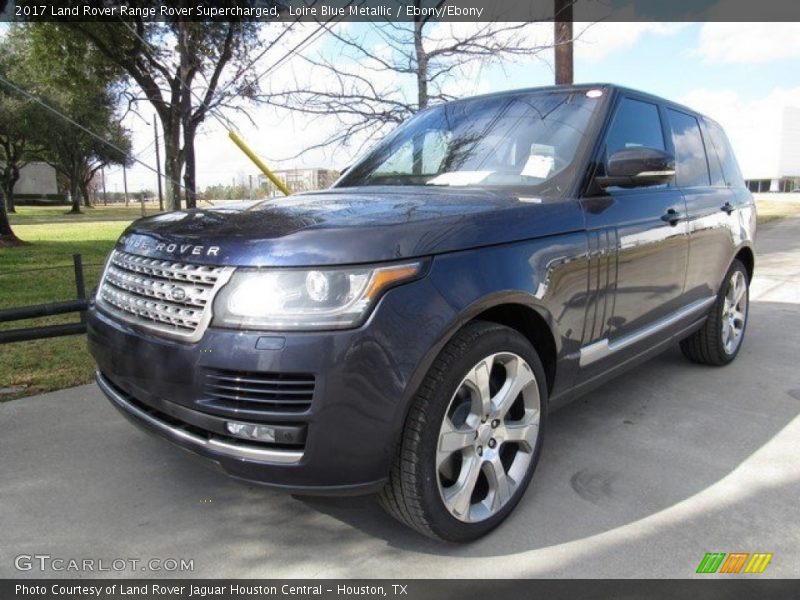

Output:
xmin=661 ymin=208 xmax=683 ymax=226
xmin=721 ymin=201 xmax=735 ymax=215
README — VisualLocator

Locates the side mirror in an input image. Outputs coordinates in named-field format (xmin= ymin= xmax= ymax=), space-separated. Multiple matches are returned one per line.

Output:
xmin=596 ymin=147 xmax=675 ymax=189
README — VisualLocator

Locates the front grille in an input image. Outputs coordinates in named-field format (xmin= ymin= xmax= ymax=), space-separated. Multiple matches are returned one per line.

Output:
xmin=97 ymin=250 xmax=233 ymax=341
xmin=201 ymin=369 xmax=315 ymax=415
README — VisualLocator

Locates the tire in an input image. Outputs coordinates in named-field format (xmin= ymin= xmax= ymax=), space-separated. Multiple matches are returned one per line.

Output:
xmin=379 ymin=321 xmax=547 ymax=542
xmin=680 ymin=259 xmax=750 ymax=366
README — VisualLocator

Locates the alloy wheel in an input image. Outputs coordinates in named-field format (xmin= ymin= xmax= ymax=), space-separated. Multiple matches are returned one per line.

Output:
xmin=722 ymin=270 xmax=748 ymax=355
xmin=436 ymin=352 xmax=541 ymax=523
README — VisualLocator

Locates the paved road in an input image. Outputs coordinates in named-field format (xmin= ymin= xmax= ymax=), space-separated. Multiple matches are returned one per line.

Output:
xmin=2 ymin=218 xmax=799 ymax=579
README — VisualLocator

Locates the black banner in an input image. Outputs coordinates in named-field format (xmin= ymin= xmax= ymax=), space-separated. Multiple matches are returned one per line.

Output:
xmin=4 ymin=0 xmax=800 ymax=23
xmin=4 ymin=579 xmax=800 ymax=600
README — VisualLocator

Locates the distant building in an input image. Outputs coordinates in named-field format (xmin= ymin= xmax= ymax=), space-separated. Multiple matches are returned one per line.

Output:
xmin=258 ymin=168 xmax=340 ymax=196
xmin=740 ymin=106 xmax=800 ymax=193
xmin=12 ymin=161 xmax=64 ymax=204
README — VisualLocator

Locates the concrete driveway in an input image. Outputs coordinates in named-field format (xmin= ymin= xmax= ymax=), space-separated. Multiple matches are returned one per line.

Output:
xmin=2 ymin=218 xmax=799 ymax=579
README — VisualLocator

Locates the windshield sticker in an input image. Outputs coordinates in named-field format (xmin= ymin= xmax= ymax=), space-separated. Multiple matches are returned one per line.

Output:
xmin=521 ymin=155 xmax=555 ymax=179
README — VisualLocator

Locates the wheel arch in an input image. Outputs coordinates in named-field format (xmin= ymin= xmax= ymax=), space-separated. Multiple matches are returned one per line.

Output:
xmin=388 ymin=292 xmax=562 ymax=470
xmin=403 ymin=293 xmax=560 ymax=408
xmin=735 ymin=245 xmax=755 ymax=283
xmin=471 ymin=303 xmax=558 ymax=395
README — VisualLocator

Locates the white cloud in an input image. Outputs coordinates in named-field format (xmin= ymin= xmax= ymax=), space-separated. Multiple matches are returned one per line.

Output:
xmin=575 ymin=21 xmax=688 ymax=63
xmin=423 ymin=21 xmax=687 ymax=69
xmin=696 ymin=23 xmax=800 ymax=64
xmin=680 ymin=86 xmax=800 ymax=179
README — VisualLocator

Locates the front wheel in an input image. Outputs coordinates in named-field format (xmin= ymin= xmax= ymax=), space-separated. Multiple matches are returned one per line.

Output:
xmin=379 ymin=321 xmax=547 ymax=542
xmin=680 ymin=259 xmax=750 ymax=366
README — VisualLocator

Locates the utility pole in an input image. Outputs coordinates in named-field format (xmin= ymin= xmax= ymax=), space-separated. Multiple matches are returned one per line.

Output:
xmin=101 ymin=168 xmax=107 ymax=205
xmin=153 ymin=116 xmax=164 ymax=212
xmin=123 ymin=165 xmax=129 ymax=207
xmin=249 ymin=174 xmax=253 ymax=199
xmin=554 ymin=0 xmax=574 ymax=85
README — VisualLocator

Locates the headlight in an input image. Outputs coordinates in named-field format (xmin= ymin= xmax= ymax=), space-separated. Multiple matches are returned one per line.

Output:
xmin=212 ymin=261 xmax=422 ymax=331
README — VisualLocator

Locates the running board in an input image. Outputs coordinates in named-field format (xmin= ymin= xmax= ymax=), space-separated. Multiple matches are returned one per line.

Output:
xmin=579 ymin=297 xmax=715 ymax=367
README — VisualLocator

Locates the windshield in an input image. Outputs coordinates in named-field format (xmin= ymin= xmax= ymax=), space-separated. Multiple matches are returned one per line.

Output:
xmin=336 ymin=90 xmax=602 ymax=193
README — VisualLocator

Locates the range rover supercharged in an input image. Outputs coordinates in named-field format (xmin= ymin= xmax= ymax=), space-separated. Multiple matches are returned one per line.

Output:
xmin=88 ymin=84 xmax=755 ymax=542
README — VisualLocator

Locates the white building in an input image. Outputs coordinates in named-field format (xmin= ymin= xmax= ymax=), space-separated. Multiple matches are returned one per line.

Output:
xmin=738 ymin=106 xmax=800 ymax=193
xmin=12 ymin=161 xmax=61 ymax=201
xmin=258 ymin=168 xmax=339 ymax=196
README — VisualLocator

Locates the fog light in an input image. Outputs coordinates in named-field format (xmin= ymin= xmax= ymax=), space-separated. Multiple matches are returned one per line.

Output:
xmin=225 ymin=421 xmax=276 ymax=442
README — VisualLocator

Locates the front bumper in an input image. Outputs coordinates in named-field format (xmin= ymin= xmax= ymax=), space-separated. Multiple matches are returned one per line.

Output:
xmin=88 ymin=274 xmax=457 ymax=495
xmin=97 ymin=371 xmax=303 ymax=464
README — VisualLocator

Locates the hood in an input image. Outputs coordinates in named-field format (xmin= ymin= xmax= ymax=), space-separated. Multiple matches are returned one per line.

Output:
xmin=116 ymin=186 xmax=584 ymax=267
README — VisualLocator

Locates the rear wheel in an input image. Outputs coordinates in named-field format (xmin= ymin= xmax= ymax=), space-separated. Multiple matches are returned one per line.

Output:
xmin=379 ymin=321 xmax=547 ymax=542
xmin=680 ymin=259 xmax=749 ymax=366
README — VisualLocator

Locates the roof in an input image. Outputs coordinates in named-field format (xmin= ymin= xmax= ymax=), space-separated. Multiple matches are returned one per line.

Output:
xmin=438 ymin=83 xmax=714 ymax=125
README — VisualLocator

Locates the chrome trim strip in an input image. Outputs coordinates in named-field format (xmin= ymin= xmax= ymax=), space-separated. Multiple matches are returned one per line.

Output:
xmin=96 ymin=371 xmax=303 ymax=465
xmin=636 ymin=170 xmax=676 ymax=177
xmin=579 ymin=296 xmax=715 ymax=367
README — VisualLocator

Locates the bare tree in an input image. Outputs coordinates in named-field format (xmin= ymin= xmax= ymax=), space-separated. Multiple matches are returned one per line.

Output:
xmin=261 ymin=10 xmax=561 ymax=157
xmin=65 ymin=13 xmax=290 ymax=210
xmin=68 ymin=22 xmax=233 ymax=210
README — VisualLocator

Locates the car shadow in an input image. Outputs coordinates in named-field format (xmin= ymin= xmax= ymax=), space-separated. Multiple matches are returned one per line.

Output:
xmin=5 ymin=300 xmax=794 ymax=579
xmin=288 ymin=299 xmax=800 ymax=558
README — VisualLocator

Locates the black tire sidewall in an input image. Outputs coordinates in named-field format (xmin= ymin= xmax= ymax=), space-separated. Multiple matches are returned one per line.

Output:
xmin=414 ymin=324 xmax=548 ymax=542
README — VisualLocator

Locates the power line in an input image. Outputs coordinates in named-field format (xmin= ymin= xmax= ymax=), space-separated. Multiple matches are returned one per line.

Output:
xmin=209 ymin=20 xmax=304 ymax=101
xmin=135 ymin=137 xmax=156 ymax=156
xmin=132 ymin=143 xmax=158 ymax=164
xmin=117 ymin=19 xmax=237 ymax=131
xmin=2 ymin=21 xmax=345 ymax=205
xmin=120 ymin=18 xmax=339 ymax=137
xmin=248 ymin=21 xmax=334 ymax=90
xmin=0 ymin=72 xmax=191 ymax=194
xmin=116 ymin=17 xmax=344 ymax=192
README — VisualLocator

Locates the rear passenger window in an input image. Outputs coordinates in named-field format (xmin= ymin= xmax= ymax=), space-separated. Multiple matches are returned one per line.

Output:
xmin=701 ymin=122 xmax=727 ymax=186
xmin=604 ymin=98 xmax=665 ymax=159
xmin=704 ymin=120 xmax=744 ymax=187
xmin=666 ymin=109 xmax=710 ymax=187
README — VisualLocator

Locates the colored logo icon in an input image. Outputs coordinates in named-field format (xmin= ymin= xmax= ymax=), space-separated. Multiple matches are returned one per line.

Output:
xmin=696 ymin=552 xmax=773 ymax=574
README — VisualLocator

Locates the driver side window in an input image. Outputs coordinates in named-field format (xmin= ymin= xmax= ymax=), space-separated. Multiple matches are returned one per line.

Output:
xmin=603 ymin=97 xmax=666 ymax=164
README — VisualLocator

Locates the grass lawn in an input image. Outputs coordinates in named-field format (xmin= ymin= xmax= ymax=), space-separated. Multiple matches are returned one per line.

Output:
xmin=753 ymin=194 xmax=800 ymax=224
xmin=1 ymin=196 xmax=798 ymax=402
xmin=0 ymin=206 xmax=144 ymax=400
xmin=7 ymin=202 xmax=163 ymax=225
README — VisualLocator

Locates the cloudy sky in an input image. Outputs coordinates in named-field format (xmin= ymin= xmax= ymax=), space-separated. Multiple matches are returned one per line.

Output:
xmin=18 ymin=21 xmax=800 ymax=193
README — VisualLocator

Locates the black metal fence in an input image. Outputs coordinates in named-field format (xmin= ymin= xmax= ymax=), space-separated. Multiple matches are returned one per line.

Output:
xmin=0 ymin=254 xmax=89 ymax=344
